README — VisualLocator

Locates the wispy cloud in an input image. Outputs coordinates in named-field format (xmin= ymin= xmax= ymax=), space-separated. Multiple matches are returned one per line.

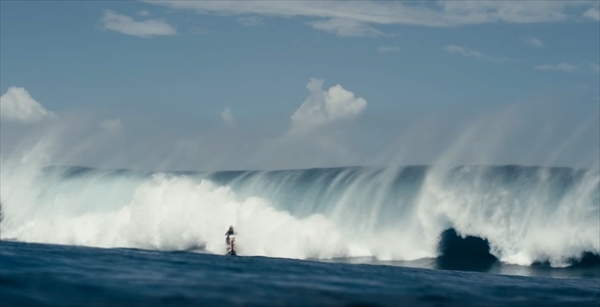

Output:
xmin=139 ymin=10 xmax=150 ymax=17
xmin=0 ymin=87 xmax=55 ymax=123
xmin=145 ymin=1 xmax=598 ymax=37
xmin=521 ymin=36 xmax=544 ymax=48
xmin=591 ymin=62 xmax=600 ymax=73
xmin=100 ymin=10 xmax=176 ymax=38
xmin=377 ymin=46 xmax=400 ymax=53
xmin=237 ymin=16 xmax=264 ymax=27
xmin=583 ymin=7 xmax=600 ymax=21
xmin=443 ymin=45 xmax=506 ymax=62
xmin=307 ymin=18 xmax=385 ymax=37
xmin=535 ymin=63 xmax=578 ymax=73
xmin=221 ymin=107 xmax=235 ymax=127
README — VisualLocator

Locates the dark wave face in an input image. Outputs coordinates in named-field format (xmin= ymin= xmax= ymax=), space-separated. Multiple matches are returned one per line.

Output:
xmin=0 ymin=164 xmax=598 ymax=275
xmin=436 ymin=228 xmax=499 ymax=271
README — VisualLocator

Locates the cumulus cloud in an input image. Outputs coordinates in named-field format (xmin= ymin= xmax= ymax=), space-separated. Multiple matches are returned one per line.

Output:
xmin=443 ymin=45 xmax=506 ymax=62
xmin=100 ymin=118 xmax=123 ymax=132
xmin=221 ymin=107 xmax=235 ymax=127
xmin=290 ymin=78 xmax=367 ymax=132
xmin=521 ymin=36 xmax=544 ymax=48
xmin=251 ymin=79 xmax=369 ymax=169
xmin=377 ymin=46 xmax=400 ymax=53
xmin=535 ymin=63 xmax=578 ymax=73
xmin=238 ymin=16 xmax=264 ymax=26
xmin=583 ymin=7 xmax=600 ymax=21
xmin=0 ymin=87 xmax=55 ymax=123
xmin=100 ymin=10 xmax=177 ymax=37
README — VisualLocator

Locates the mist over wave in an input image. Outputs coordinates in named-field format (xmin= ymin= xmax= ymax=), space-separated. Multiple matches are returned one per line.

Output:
xmin=1 ymin=163 xmax=598 ymax=268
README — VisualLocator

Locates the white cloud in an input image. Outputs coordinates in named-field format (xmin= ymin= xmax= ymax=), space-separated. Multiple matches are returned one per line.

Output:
xmin=443 ymin=45 xmax=505 ymax=62
xmin=0 ymin=87 xmax=55 ymax=123
xmin=591 ymin=62 xmax=600 ymax=73
xmin=290 ymin=78 xmax=367 ymax=132
xmin=100 ymin=10 xmax=176 ymax=38
xmin=145 ymin=1 xmax=598 ymax=36
xmin=100 ymin=118 xmax=123 ymax=132
xmin=237 ymin=16 xmax=264 ymax=26
xmin=221 ymin=107 xmax=235 ymax=127
xmin=377 ymin=46 xmax=401 ymax=53
xmin=535 ymin=63 xmax=579 ymax=73
xmin=583 ymin=7 xmax=600 ymax=21
xmin=521 ymin=36 xmax=544 ymax=48
xmin=308 ymin=18 xmax=385 ymax=37
xmin=139 ymin=10 xmax=150 ymax=16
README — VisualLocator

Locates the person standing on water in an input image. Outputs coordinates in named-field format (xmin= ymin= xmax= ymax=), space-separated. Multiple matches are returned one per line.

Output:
xmin=225 ymin=225 xmax=235 ymax=245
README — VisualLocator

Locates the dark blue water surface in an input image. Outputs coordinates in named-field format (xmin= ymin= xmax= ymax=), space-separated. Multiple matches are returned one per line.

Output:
xmin=1 ymin=240 xmax=599 ymax=307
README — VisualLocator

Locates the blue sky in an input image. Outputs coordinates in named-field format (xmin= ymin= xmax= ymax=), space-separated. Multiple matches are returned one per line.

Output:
xmin=1 ymin=1 xmax=599 ymax=171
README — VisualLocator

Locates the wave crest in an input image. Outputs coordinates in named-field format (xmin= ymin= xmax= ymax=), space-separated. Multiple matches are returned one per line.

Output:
xmin=1 ymin=164 xmax=598 ymax=267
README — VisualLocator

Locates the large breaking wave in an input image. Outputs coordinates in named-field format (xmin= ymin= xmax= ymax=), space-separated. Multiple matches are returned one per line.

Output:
xmin=1 ymin=163 xmax=598 ymax=268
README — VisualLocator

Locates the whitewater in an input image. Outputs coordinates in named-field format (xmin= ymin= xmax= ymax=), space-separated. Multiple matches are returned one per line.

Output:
xmin=1 ymin=161 xmax=598 ymax=269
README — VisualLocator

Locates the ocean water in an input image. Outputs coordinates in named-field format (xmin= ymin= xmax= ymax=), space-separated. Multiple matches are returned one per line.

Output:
xmin=1 ymin=240 xmax=599 ymax=307
xmin=1 ymin=164 xmax=599 ymax=305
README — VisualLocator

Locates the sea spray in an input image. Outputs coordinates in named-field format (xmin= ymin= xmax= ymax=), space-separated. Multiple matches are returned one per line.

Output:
xmin=0 ymin=163 xmax=598 ymax=267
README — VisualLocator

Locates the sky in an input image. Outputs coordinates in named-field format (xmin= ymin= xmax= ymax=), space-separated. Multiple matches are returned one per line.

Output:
xmin=1 ymin=0 xmax=599 ymax=171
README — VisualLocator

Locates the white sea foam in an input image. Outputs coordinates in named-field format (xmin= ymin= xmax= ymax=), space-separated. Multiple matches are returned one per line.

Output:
xmin=1 ymin=156 xmax=598 ymax=267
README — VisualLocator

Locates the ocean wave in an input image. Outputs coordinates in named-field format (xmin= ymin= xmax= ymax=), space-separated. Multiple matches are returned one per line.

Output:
xmin=1 ymin=164 xmax=598 ymax=268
